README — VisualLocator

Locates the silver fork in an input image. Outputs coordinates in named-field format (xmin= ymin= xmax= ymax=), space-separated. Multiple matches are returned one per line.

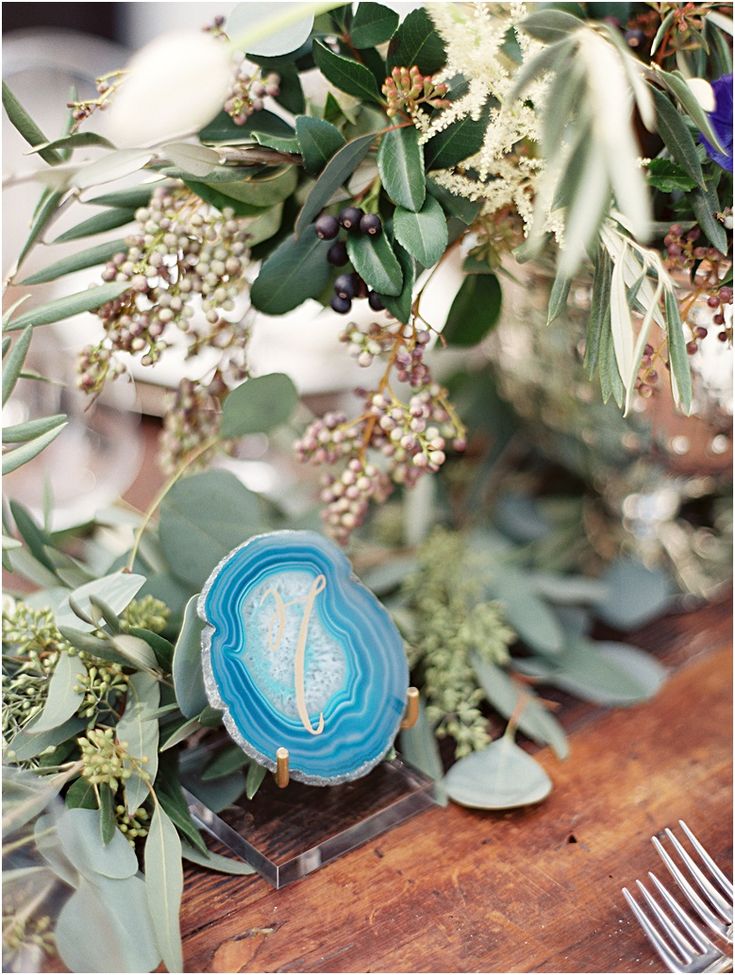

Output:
xmin=623 ymin=820 xmax=734 ymax=972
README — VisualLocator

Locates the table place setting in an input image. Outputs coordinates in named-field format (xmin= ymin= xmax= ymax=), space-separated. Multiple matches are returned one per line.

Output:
xmin=2 ymin=2 xmax=732 ymax=973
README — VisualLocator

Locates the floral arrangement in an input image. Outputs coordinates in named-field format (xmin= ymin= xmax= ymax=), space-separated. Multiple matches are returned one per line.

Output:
xmin=2 ymin=2 xmax=732 ymax=971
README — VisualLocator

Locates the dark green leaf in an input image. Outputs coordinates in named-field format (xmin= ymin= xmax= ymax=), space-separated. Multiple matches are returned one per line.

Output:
xmin=155 ymin=754 xmax=208 ymax=855
xmin=651 ymin=87 xmax=705 ymax=190
xmin=183 ymin=178 xmax=269 ymax=216
xmin=585 ymin=249 xmax=612 ymax=378
xmin=393 ymin=195 xmax=447 ymax=267
xmin=647 ymin=158 xmax=698 ymax=193
xmin=664 ymin=288 xmax=692 ymax=412
xmin=159 ymin=470 xmax=265 ymax=589
xmin=3 ymin=81 xmax=62 ymax=165
xmin=20 ymin=238 xmax=128 ymax=286
xmin=313 ymin=41 xmax=382 ymax=104
xmin=380 ymin=242 xmax=414 ymax=324
xmin=424 ymin=106 xmax=489 ymax=170
xmin=295 ymin=116 xmax=345 ymax=175
xmin=245 ymin=761 xmax=267 ymax=799
xmin=9 ymin=499 xmax=56 ymax=570
xmin=2 ymin=422 xmax=67 ymax=474
xmin=347 ymin=230 xmax=403 ymax=296
xmin=387 ymin=8 xmax=446 ymax=74
xmin=221 ymin=372 xmax=298 ymax=439
xmin=426 ymin=178 xmax=482 ymax=224
xmin=65 ymin=775 xmax=100 ymax=809
xmin=294 ymin=132 xmax=374 ymax=237
xmin=172 ymin=596 xmax=208 ymax=719
xmin=85 ymin=186 xmax=152 ymax=209
xmin=378 ymin=126 xmax=425 ymax=211
xmin=350 ymin=2 xmax=399 ymax=47
xmin=53 ymin=207 xmax=137 ymax=243
xmin=691 ymin=188 xmax=728 ymax=253
xmin=546 ymin=272 xmax=571 ymax=326
xmin=200 ymin=108 xmax=293 ymax=144
xmin=99 ymin=785 xmax=116 ymax=845
xmin=202 ymin=746 xmax=250 ymax=781
xmin=127 ymin=627 xmax=175 ymax=670
xmin=272 ymin=63 xmax=305 ymax=115
xmin=27 ymin=131 xmax=114 ymax=155
xmin=251 ymin=227 xmax=333 ymax=314
xmin=443 ymin=272 xmax=501 ymax=346
xmin=656 ymin=69 xmax=727 ymax=154
xmin=521 ymin=9 xmax=583 ymax=42
xmin=2 ymin=326 xmax=32 ymax=405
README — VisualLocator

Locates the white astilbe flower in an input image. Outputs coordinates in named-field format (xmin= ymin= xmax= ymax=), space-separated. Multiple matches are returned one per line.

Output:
xmin=425 ymin=2 xmax=555 ymax=235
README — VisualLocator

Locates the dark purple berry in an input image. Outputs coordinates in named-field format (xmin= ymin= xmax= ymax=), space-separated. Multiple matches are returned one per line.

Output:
xmin=327 ymin=240 xmax=348 ymax=266
xmin=334 ymin=274 xmax=356 ymax=299
xmin=315 ymin=214 xmax=339 ymax=240
xmin=713 ymin=313 xmax=725 ymax=325
xmin=368 ymin=291 xmax=385 ymax=311
xmin=338 ymin=206 xmax=364 ymax=232
xmin=350 ymin=273 xmax=368 ymax=299
xmin=330 ymin=294 xmax=352 ymax=314
xmin=686 ymin=340 xmax=698 ymax=355
xmin=360 ymin=213 xmax=382 ymax=237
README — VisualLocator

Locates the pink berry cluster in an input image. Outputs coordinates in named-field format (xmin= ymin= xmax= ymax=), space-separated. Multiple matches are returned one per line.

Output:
xmin=159 ymin=374 xmax=236 ymax=475
xmin=382 ymin=65 xmax=450 ymax=118
xmin=67 ymin=70 xmax=124 ymax=126
xmin=78 ymin=186 xmax=251 ymax=395
xmin=295 ymin=320 xmax=465 ymax=543
xmin=224 ymin=55 xmax=280 ymax=126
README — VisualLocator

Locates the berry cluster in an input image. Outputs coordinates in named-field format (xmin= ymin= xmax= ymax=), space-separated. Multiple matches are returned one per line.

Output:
xmin=315 ymin=208 xmax=385 ymax=314
xmin=79 ymin=186 xmax=252 ymax=396
xmin=382 ymin=65 xmax=450 ymax=119
xmin=224 ymin=55 xmax=280 ymax=126
xmin=294 ymin=316 xmax=466 ymax=543
xmin=159 ymin=374 xmax=237 ymax=474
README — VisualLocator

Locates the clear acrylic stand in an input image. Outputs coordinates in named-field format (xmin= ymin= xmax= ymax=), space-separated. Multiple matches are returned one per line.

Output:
xmin=186 ymin=757 xmax=437 ymax=888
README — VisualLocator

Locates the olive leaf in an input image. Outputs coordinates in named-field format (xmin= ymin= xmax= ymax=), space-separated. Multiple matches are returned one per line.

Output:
xmin=20 ymin=238 xmax=128 ymax=286
xmin=181 ymin=842 xmax=256 ymax=875
xmin=294 ymin=133 xmax=375 ymax=237
xmin=4 ymin=283 xmax=130 ymax=332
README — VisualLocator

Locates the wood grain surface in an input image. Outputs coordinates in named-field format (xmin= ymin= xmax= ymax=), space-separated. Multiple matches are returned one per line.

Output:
xmin=180 ymin=597 xmax=733 ymax=973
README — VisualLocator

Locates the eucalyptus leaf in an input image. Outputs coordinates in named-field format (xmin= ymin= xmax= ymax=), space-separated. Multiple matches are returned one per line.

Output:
xmin=472 ymin=656 xmax=569 ymax=760
xmin=294 ymin=133 xmax=374 ymax=237
xmin=596 ymin=558 xmax=672 ymax=630
xmin=313 ymin=41 xmax=382 ymax=104
xmin=251 ymin=227 xmax=333 ymax=313
xmin=55 ymin=875 xmax=161 ymax=974
xmin=8 ymin=717 xmax=86 ymax=762
xmin=172 ymin=596 xmax=208 ymax=719
xmin=145 ymin=804 xmax=184 ymax=975
xmin=378 ymin=126 xmax=425 ymax=211
xmin=346 ymin=230 xmax=403 ymax=296
xmin=3 ymin=765 xmax=77 ymax=837
xmin=202 ymin=746 xmax=250 ymax=781
xmin=116 ymin=672 xmax=160 ymax=814
xmin=445 ymin=735 xmax=552 ymax=809
xmin=160 ymin=716 xmax=202 ymax=751
xmin=26 ymin=652 xmax=86 ymax=734
xmin=181 ymin=842 xmax=256 ymax=875
xmin=221 ymin=372 xmax=298 ymax=439
xmin=4 ymin=283 xmax=130 ymax=332
xmin=442 ymin=272 xmax=502 ymax=347
xmin=229 ymin=2 xmax=314 ymax=57
xmin=2 ymin=422 xmax=67 ymax=474
xmin=245 ymin=760 xmax=267 ymax=799
xmin=56 ymin=807 xmax=138 ymax=880
xmin=155 ymin=754 xmax=208 ymax=854
xmin=486 ymin=570 xmax=564 ymax=655
xmin=295 ymin=116 xmax=345 ymax=176
xmin=55 ymin=572 xmax=145 ymax=633
xmin=111 ymin=633 xmax=159 ymax=671
xmin=159 ymin=469 xmax=265 ymax=589
xmin=387 ymin=7 xmax=446 ymax=74
xmin=34 ymin=813 xmax=78 ymax=886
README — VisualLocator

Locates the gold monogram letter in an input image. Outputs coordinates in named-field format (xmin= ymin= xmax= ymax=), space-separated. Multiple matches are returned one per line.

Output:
xmin=260 ymin=574 xmax=327 ymax=735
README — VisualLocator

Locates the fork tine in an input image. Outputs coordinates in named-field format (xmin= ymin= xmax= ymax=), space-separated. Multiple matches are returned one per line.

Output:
xmin=664 ymin=828 xmax=733 ymax=922
xmin=679 ymin=821 xmax=734 ymax=901
xmin=649 ymin=871 xmax=718 ymax=953
xmin=623 ymin=885 xmax=683 ymax=973
xmin=653 ymin=835 xmax=733 ymax=943
xmin=636 ymin=879 xmax=695 ymax=963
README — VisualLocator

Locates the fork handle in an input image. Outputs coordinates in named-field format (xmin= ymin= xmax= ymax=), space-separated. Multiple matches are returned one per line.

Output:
xmin=703 ymin=956 xmax=733 ymax=973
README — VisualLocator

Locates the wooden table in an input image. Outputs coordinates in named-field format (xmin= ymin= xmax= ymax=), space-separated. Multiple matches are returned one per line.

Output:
xmin=179 ymin=596 xmax=732 ymax=973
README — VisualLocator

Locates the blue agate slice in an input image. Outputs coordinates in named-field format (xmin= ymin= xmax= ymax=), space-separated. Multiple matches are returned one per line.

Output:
xmin=198 ymin=530 xmax=409 ymax=785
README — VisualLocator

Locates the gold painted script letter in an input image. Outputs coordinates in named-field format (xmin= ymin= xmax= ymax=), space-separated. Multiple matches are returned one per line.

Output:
xmin=260 ymin=574 xmax=327 ymax=735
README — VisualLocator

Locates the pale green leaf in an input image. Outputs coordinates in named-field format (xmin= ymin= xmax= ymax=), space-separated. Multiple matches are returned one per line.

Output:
xmin=445 ymin=736 xmax=552 ymax=809
xmin=145 ymin=804 xmax=184 ymax=975
xmin=4 ymin=283 xmax=130 ymax=332
xmin=117 ymin=672 xmax=160 ymax=814
xmin=20 ymin=238 xmax=128 ymax=285
xmin=2 ymin=326 xmax=32 ymax=405
xmin=25 ymin=652 xmax=86 ymax=734
xmin=181 ymin=842 xmax=256 ymax=875
xmin=172 ymin=596 xmax=208 ymax=719
xmin=55 ymin=572 xmax=145 ymax=633
xmin=56 ymin=807 xmax=138 ymax=880
xmin=221 ymin=372 xmax=298 ymax=439
xmin=2 ymin=422 xmax=67 ymax=474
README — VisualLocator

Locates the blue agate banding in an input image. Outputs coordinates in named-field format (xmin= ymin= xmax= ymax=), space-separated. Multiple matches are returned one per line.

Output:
xmin=198 ymin=530 xmax=409 ymax=785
